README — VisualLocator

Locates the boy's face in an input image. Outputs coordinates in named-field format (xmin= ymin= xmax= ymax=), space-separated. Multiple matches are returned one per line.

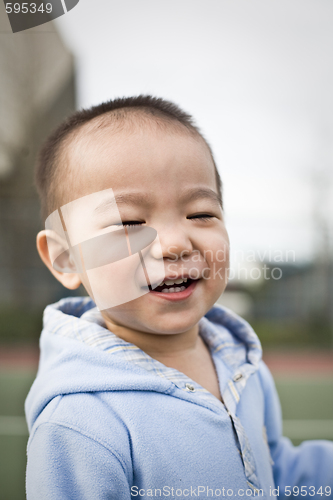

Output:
xmin=61 ymin=121 xmax=230 ymax=335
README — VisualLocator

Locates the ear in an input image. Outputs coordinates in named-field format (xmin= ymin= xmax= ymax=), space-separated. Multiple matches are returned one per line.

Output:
xmin=37 ymin=230 xmax=82 ymax=290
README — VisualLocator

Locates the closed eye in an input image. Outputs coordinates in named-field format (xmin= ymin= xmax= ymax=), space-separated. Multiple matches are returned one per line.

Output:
xmin=187 ymin=214 xmax=215 ymax=222
xmin=114 ymin=215 xmax=215 ymax=227
xmin=121 ymin=221 xmax=145 ymax=227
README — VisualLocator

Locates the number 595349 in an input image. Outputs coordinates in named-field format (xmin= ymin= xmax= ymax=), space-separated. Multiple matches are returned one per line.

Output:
xmin=5 ymin=3 xmax=53 ymax=14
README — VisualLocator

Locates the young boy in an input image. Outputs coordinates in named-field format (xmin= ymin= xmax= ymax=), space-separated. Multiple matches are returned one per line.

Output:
xmin=26 ymin=96 xmax=333 ymax=499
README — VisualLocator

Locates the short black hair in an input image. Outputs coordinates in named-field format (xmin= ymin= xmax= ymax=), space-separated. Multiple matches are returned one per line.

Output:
xmin=35 ymin=95 xmax=222 ymax=221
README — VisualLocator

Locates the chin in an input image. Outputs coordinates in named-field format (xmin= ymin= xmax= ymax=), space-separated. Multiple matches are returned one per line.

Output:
xmin=146 ymin=312 xmax=203 ymax=336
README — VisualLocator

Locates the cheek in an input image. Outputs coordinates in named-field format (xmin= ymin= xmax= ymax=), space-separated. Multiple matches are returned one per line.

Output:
xmin=202 ymin=234 xmax=230 ymax=291
xmin=79 ymin=254 xmax=148 ymax=310
xmin=202 ymin=232 xmax=230 ymax=267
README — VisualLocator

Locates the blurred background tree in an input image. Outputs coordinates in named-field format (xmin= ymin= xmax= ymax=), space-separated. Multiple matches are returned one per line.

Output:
xmin=0 ymin=4 xmax=78 ymax=345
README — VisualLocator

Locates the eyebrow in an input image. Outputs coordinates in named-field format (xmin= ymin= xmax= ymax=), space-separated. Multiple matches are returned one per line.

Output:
xmin=179 ymin=187 xmax=221 ymax=206
xmin=114 ymin=192 xmax=152 ymax=206
xmin=93 ymin=193 xmax=151 ymax=216
xmin=93 ymin=187 xmax=221 ymax=215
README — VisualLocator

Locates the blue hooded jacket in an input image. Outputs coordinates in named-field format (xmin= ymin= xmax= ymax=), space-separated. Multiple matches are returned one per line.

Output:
xmin=25 ymin=297 xmax=333 ymax=499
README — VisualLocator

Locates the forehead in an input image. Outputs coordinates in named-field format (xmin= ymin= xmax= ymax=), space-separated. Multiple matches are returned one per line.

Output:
xmin=63 ymin=116 xmax=217 ymax=203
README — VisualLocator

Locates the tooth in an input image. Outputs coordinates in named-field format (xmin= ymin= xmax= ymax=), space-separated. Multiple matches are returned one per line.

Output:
xmin=180 ymin=286 xmax=185 ymax=291
xmin=165 ymin=280 xmax=175 ymax=286
xmin=161 ymin=288 xmax=169 ymax=293
xmin=184 ymin=278 xmax=187 ymax=283
xmin=168 ymin=287 xmax=175 ymax=292
xmin=174 ymin=287 xmax=181 ymax=292
xmin=174 ymin=278 xmax=184 ymax=284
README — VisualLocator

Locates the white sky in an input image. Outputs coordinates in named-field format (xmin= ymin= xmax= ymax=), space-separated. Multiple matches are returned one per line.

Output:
xmin=55 ymin=0 xmax=333 ymax=265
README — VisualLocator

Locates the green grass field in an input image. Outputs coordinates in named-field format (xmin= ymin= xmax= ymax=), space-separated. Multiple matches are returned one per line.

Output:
xmin=0 ymin=369 xmax=332 ymax=500
xmin=0 ymin=369 xmax=36 ymax=500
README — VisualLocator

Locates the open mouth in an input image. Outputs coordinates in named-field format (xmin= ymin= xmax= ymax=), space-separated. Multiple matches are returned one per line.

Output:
xmin=152 ymin=277 xmax=195 ymax=293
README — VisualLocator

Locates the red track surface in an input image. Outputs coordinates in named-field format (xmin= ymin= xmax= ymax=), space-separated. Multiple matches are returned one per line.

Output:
xmin=263 ymin=350 xmax=333 ymax=376
xmin=0 ymin=345 xmax=40 ymax=369
xmin=1 ymin=345 xmax=333 ymax=375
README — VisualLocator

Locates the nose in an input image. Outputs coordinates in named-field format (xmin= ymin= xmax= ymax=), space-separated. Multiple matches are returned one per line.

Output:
xmin=154 ymin=224 xmax=193 ymax=261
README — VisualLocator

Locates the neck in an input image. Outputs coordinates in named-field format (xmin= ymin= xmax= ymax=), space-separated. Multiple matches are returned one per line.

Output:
xmin=101 ymin=315 xmax=200 ymax=361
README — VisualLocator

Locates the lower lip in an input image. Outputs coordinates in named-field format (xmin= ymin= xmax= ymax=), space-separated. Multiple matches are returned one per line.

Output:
xmin=148 ymin=280 xmax=199 ymax=301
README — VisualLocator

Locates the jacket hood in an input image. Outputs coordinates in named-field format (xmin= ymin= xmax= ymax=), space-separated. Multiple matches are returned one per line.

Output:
xmin=25 ymin=297 xmax=262 ymax=432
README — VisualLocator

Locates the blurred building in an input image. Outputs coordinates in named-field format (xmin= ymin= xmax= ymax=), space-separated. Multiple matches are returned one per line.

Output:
xmin=0 ymin=4 xmax=76 ymax=308
xmin=220 ymin=261 xmax=333 ymax=346
xmin=249 ymin=263 xmax=333 ymax=323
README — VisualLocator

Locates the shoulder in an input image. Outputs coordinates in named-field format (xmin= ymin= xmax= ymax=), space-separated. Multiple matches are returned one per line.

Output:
xmin=29 ymin=392 xmax=132 ymax=469
xmin=26 ymin=403 xmax=133 ymax=499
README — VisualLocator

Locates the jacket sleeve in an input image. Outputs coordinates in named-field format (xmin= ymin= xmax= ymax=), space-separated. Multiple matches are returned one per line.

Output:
xmin=258 ymin=361 xmax=333 ymax=499
xmin=26 ymin=422 xmax=132 ymax=500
